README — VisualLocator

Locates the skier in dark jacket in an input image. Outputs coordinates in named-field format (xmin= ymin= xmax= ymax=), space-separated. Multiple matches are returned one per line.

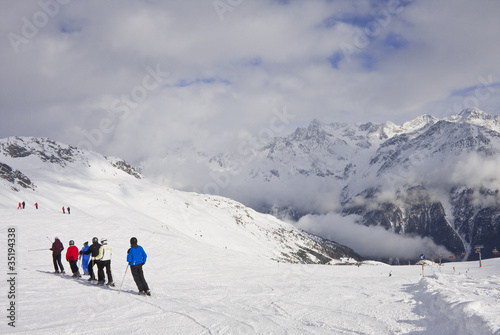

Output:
xmin=127 ymin=237 xmax=150 ymax=296
xmin=80 ymin=237 xmax=102 ymax=282
xmin=50 ymin=237 xmax=65 ymax=273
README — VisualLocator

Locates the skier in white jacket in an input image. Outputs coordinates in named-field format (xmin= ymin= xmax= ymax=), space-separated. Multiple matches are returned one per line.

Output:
xmin=96 ymin=238 xmax=114 ymax=286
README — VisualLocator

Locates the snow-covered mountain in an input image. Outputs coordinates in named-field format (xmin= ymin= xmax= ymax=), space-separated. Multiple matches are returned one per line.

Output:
xmin=149 ymin=108 xmax=500 ymax=262
xmin=0 ymin=136 xmax=360 ymax=264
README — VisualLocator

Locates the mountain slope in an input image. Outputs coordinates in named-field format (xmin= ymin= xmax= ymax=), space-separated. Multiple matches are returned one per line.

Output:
xmin=0 ymin=136 xmax=360 ymax=264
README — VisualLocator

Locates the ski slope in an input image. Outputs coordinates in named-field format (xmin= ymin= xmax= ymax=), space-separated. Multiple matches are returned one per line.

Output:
xmin=1 ymin=207 xmax=499 ymax=335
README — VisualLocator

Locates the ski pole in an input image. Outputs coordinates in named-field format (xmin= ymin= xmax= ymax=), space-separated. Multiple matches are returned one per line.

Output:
xmin=28 ymin=248 xmax=48 ymax=252
xmin=118 ymin=264 xmax=129 ymax=293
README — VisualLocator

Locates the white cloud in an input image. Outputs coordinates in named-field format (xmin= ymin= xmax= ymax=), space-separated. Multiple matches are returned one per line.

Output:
xmin=295 ymin=212 xmax=453 ymax=260
xmin=1 ymin=0 xmax=500 ymax=166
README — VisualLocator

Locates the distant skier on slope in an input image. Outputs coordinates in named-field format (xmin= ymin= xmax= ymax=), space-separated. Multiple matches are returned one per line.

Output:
xmin=66 ymin=240 xmax=81 ymax=278
xmin=50 ymin=237 xmax=65 ymax=274
xmin=80 ymin=237 xmax=102 ymax=282
xmin=96 ymin=238 xmax=114 ymax=286
xmin=62 ymin=206 xmax=65 ymax=214
xmin=79 ymin=241 xmax=90 ymax=275
xmin=67 ymin=207 xmax=70 ymax=214
xmin=127 ymin=237 xmax=150 ymax=296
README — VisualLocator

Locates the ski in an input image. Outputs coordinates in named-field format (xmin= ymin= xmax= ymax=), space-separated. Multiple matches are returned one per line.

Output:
xmin=37 ymin=270 xmax=140 ymax=295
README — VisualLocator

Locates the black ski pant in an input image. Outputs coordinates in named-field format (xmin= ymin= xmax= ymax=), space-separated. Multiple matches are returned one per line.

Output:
xmin=97 ymin=260 xmax=113 ymax=283
xmin=69 ymin=260 xmax=79 ymax=274
xmin=52 ymin=253 xmax=64 ymax=272
xmin=88 ymin=259 xmax=102 ymax=281
xmin=130 ymin=264 xmax=149 ymax=292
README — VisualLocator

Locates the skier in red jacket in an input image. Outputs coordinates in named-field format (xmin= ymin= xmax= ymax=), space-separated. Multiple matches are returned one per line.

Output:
xmin=66 ymin=240 xmax=81 ymax=277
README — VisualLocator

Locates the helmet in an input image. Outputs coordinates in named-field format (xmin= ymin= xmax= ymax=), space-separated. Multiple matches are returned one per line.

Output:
xmin=130 ymin=237 xmax=137 ymax=245
xmin=69 ymin=240 xmax=74 ymax=246
xmin=101 ymin=238 xmax=107 ymax=245
xmin=92 ymin=237 xmax=98 ymax=243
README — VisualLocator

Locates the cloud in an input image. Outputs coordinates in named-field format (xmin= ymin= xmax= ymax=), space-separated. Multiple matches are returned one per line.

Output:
xmin=295 ymin=212 xmax=453 ymax=260
xmin=1 ymin=0 xmax=500 ymax=176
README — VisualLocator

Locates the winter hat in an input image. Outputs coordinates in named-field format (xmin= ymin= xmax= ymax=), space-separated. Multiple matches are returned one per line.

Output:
xmin=83 ymin=241 xmax=88 ymax=246
xmin=101 ymin=238 xmax=107 ymax=245
xmin=69 ymin=240 xmax=74 ymax=246
xmin=130 ymin=237 xmax=138 ymax=246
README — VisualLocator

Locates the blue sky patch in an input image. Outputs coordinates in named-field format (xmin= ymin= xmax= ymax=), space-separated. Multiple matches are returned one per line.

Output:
xmin=59 ymin=20 xmax=82 ymax=34
xmin=360 ymin=53 xmax=377 ymax=71
xmin=328 ymin=52 xmax=343 ymax=69
xmin=451 ymin=82 xmax=500 ymax=97
xmin=174 ymin=77 xmax=230 ymax=88
xmin=245 ymin=57 xmax=262 ymax=67
xmin=383 ymin=33 xmax=408 ymax=50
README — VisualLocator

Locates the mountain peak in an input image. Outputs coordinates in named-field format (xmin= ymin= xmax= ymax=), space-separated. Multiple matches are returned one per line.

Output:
xmin=401 ymin=114 xmax=437 ymax=131
xmin=457 ymin=108 xmax=489 ymax=121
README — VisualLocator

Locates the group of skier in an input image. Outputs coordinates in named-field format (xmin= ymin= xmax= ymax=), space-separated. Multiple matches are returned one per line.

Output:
xmin=17 ymin=201 xmax=29 ymax=209
xmin=16 ymin=202 xmax=68 ymax=212
xmin=50 ymin=236 xmax=150 ymax=295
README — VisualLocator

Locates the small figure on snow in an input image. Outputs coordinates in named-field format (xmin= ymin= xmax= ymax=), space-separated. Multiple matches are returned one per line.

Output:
xmin=67 ymin=206 xmax=70 ymax=214
xmin=17 ymin=202 xmax=22 ymax=209
xmin=62 ymin=206 xmax=65 ymax=214
xmin=80 ymin=237 xmax=102 ymax=282
xmin=35 ymin=202 xmax=38 ymax=209
xmin=79 ymin=241 xmax=90 ymax=275
xmin=22 ymin=201 xmax=25 ymax=209
xmin=66 ymin=240 xmax=81 ymax=278
xmin=96 ymin=238 xmax=114 ymax=286
xmin=127 ymin=237 xmax=150 ymax=296
xmin=50 ymin=237 xmax=65 ymax=274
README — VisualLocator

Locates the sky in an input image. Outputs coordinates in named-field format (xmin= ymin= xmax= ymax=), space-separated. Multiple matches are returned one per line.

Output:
xmin=2 ymin=0 xmax=500 ymax=163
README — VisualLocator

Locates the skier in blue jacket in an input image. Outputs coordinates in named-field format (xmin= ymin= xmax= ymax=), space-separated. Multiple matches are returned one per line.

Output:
xmin=127 ymin=237 xmax=150 ymax=296
xmin=79 ymin=241 xmax=90 ymax=275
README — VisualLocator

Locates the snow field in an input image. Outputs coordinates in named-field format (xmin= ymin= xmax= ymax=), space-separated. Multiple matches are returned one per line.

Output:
xmin=1 ymin=207 xmax=499 ymax=334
